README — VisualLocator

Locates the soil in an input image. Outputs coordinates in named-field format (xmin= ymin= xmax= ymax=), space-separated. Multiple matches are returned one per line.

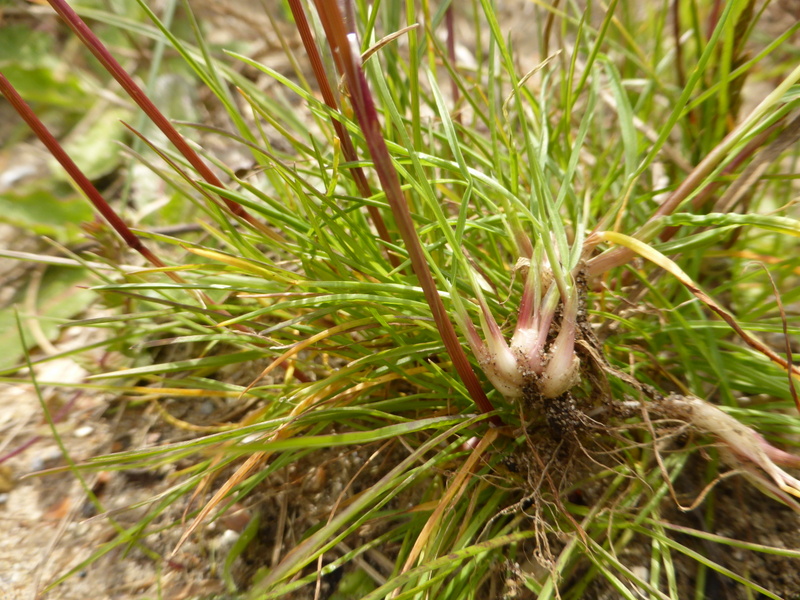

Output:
xmin=0 ymin=349 xmax=417 ymax=599
xmin=665 ymin=459 xmax=800 ymax=600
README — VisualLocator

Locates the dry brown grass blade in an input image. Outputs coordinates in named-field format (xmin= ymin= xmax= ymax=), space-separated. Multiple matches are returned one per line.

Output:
xmin=761 ymin=265 xmax=800 ymax=412
xmin=172 ymin=417 xmax=305 ymax=555
xmin=396 ymin=428 xmax=499 ymax=579
xmin=238 ymin=317 xmax=375 ymax=399
xmin=173 ymin=449 xmax=270 ymax=555
xmin=284 ymin=0 xmax=399 ymax=268
xmin=361 ymin=24 xmax=420 ymax=63
xmin=172 ymin=362 xmax=417 ymax=554
xmin=593 ymin=231 xmax=800 ymax=382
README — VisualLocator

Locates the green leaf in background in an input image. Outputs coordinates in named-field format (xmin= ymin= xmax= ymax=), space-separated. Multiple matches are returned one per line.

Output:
xmin=0 ymin=65 xmax=90 ymax=110
xmin=59 ymin=107 xmax=129 ymax=181
xmin=0 ymin=26 xmax=91 ymax=111
xmin=0 ymin=267 xmax=93 ymax=371
xmin=0 ymin=187 xmax=94 ymax=239
xmin=0 ymin=25 xmax=55 ymax=66
xmin=330 ymin=568 xmax=377 ymax=599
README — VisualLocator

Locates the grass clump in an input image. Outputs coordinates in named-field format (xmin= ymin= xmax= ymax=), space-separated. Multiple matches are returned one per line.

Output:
xmin=2 ymin=0 xmax=800 ymax=598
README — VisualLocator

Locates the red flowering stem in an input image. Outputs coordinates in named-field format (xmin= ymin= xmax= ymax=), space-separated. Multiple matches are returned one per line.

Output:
xmin=0 ymin=71 xmax=166 ymax=270
xmin=46 ymin=0 xmax=270 ymax=235
xmin=285 ymin=0 xmax=399 ymax=267
xmin=313 ymin=1 xmax=499 ymax=423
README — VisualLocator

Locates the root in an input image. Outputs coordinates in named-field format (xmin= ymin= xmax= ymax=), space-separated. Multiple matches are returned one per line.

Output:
xmin=576 ymin=334 xmax=800 ymax=510
xmin=657 ymin=394 xmax=800 ymax=503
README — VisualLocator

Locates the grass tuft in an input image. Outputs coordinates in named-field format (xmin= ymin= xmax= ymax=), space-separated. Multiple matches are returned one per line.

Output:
xmin=2 ymin=1 xmax=800 ymax=598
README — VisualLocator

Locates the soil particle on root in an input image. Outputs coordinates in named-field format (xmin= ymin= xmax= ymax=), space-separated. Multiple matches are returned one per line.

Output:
xmin=496 ymin=380 xmax=800 ymax=600
xmin=544 ymin=450 xmax=800 ymax=600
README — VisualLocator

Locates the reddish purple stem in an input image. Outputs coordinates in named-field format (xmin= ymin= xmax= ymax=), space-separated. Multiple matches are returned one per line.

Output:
xmin=312 ymin=1 xmax=499 ymax=423
xmin=0 ymin=391 xmax=82 ymax=466
xmin=0 ymin=71 xmax=165 ymax=268
xmin=45 ymin=0 xmax=268 ymax=234
xmin=285 ymin=0 xmax=399 ymax=267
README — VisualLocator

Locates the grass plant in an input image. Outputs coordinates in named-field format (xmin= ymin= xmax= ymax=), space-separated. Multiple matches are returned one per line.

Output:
xmin=2 ymin=0 xmax=800 ymax=598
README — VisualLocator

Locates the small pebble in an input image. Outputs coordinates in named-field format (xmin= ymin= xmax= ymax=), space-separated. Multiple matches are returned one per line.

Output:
xmin=74 ymin=425 xmax=94 ymax=438
xmin=198 ymin=400 xmax=216 ymax=415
